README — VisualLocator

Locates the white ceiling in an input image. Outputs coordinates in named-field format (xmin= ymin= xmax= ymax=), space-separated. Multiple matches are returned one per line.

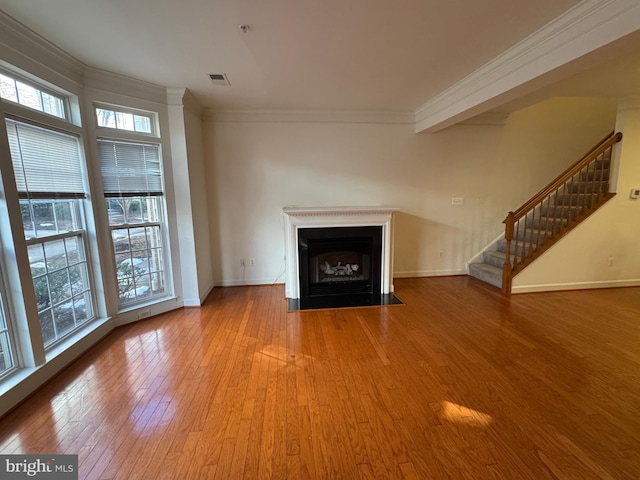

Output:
xmin=0 ymin=0 xmax=597 ymax=113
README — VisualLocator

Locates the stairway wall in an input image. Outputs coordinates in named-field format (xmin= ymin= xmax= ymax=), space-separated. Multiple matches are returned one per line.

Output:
xmin=512 ymin=98 xmax=640 ymax=293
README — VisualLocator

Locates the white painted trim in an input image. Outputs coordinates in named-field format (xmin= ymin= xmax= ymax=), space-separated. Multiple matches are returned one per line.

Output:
xmin=199 ymin=283 xmax=215 ymax=305
xmin=167 ymin=87 xmax=204 ymax=116
xmin=203 ymin=109 xmax=414 ymax=125
xmin=84 ymin=66 xmax=167 ymax=104
xmin=283 ymin=207 xmax=398 ymax=299
xmin=0 ymin=11 xmax=84 ymax=83
xmin=512 ymin=278 xmax=640 ymax=294
xmin=114 ymin=297 xmax=183 ymax=326
xmin=394 ymin=269 xmax=467 ymax=278
xmin=181 ymin=283 xmax=215 ymax=306
xmin=214 ymin=279 xmax=285 ymax=287
xmin=182 ymin=298 xmax=203 ymax=307
xmin=415 ymin=0 xmax=640 ymax=132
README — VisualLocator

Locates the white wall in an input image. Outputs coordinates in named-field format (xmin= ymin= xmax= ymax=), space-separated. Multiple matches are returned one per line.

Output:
xmin=183 ymin=97 xmax=215 ymax=302
xmin=168 ymin=90 xmax=215 ymax=306
xmin=513 ymin=98 xmax=640 ymax=292
xmin=204 ymin=97 xmax=617 ymax=287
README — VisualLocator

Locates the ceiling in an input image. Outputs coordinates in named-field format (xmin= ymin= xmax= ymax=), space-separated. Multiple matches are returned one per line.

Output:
xmin=0 ymin=0 xmax=613 ymax=114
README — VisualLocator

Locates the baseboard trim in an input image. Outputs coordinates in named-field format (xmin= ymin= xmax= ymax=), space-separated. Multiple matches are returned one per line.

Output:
xmin=182 ymin=283 xmax=216 ymax=307
xmin=394 ymin=269 xmax=467 ymax=278
xmin=201 ymin=284 xmax=214 ymax=303
xmin=512 ymin=278 xmax=640 ymax=294
xmin=214 ymin=278 xmax=285 ymax=287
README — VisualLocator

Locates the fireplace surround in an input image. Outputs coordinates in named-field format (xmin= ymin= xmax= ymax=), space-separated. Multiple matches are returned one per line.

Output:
xmin=283 ymin=207 xmax=398 ymax=308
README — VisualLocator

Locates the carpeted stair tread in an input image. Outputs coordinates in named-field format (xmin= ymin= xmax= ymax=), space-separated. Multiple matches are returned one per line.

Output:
xmin=497 ymin=239 xmax=534 ymax=253
xmin=468 ymin=262 xmax=502 ymax=289
xmin=483 ymin=250 xmax=515 ymax=269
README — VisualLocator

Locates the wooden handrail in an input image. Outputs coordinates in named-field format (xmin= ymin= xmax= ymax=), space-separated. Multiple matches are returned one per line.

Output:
xmin=510 ymin=131 xmax=620 ymax=221
xmin=501 ymin=130 xmax=622 ymax=296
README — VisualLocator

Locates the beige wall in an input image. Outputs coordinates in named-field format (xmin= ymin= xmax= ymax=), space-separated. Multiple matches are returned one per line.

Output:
xmin=204 ymin=97 xmax=617 ymax=287
xmin=513 ymin=99 xmax=640 ymax=292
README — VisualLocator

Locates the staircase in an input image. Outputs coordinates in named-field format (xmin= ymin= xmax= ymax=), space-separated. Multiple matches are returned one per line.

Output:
xmin=469 ymin=131 xmax=622 ymax=294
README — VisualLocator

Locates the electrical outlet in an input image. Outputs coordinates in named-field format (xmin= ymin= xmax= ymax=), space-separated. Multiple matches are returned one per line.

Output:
xmin=608 ymin=257 xmax=615 ymax=267
xmin=439 ymin=251 xmax=444 ymax=258
xmin=138 ymin=309 xmax=151 ymax=319
xmin=451 ymin=197 xmax=464 ymax=206
xmin=249 ymin=258 xmax=255 ymax=266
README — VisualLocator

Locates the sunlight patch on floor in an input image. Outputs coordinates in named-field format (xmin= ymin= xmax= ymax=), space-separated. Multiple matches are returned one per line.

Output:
xmin=439 ymin=400 xmax=493 ymax=427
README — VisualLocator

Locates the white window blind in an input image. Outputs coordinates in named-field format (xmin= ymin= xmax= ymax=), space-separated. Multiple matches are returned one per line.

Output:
xmin=98 ymin=139 xmax=163 ymax=197
xmin=6 ymin=119 xmax=85 ymax=198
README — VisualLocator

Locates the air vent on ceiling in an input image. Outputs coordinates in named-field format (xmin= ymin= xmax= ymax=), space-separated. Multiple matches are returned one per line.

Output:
xmin=209 ymin=73 xmax=230 ymax=86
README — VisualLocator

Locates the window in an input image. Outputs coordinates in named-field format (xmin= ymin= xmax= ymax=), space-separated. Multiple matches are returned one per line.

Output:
xmin=0 ymin=72 xmax=65 ymax=119
xmin=98 ymin=138 xmax=167 ymax=306
xmin=0 ymin=283 xmax=15 ymax=377
xmin=95 ymin=107 xmax=152 ymax=134
xmin=6 ymin=119 xmax=94 ymax=347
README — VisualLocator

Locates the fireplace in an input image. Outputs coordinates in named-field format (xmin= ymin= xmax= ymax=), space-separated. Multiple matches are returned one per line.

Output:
xmin=283 ymin=207 xmax=400 ymax=309
xmin=298 ymin=226 xmax=382 ymax=298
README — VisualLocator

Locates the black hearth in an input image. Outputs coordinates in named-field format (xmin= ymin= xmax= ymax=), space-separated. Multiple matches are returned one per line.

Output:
xmin=291 ymin=226 xmax=402 ymax=310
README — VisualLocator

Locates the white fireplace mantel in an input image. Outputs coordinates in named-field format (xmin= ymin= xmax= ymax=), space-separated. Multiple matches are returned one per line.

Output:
xmin=283 ymin=206 xmax=398 ymax=299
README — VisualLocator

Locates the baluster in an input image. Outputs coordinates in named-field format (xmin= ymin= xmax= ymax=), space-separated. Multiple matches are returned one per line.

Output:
xmin=503 ymin=212 xmax=514 ymax=295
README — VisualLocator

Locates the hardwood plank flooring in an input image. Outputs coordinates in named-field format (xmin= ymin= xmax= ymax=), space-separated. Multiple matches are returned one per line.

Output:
xmin=1 ymin=276 xmax=640 ymax=479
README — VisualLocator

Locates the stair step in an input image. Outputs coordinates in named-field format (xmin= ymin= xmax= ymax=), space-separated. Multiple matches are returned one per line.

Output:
xmin=528 ymin=216 xmax=569 ymax=230
xmin=468 ymin=262 xmax=502 ymax=289
xmin=513 ymin=227 xmax=553 ymax=242
xmin=483 ymin=250 xmax=515 ymax=269
xmin=540 ymin=205 xmax=581 ymax=219
xmin=497 ymin=239 xmax=535 ymax=255
xmin=579 ymin=170 xmax=609 ymax=182
xmin=566 ymin=182 xmax=607 ymax=194
xmin=553 ymin=194 xmax=598 ymax=207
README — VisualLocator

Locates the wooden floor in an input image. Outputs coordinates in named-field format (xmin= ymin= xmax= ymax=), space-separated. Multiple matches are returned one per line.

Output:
xmin=1 ymin=277 xmax=640 ymax=479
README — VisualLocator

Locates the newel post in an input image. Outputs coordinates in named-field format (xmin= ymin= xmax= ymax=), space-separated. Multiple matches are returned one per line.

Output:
xmin=502 ymin=212 xmax=515 ymax=296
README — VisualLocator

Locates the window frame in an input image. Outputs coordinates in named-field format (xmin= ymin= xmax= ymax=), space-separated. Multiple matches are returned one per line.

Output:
xmin=26 ymin=229 xmax=94 ymax=348
xmin=0 ymin=259 xmax=18 ymax=380
xmin=5 ymin=114 xmax=98 ymax=350
xmin=94 ymin=103 xmax=157 ymax=137
xmin=94 ymin=103 xmax=171 ymax=310
xmin=0 ymin=69 xmax=69 ymax=121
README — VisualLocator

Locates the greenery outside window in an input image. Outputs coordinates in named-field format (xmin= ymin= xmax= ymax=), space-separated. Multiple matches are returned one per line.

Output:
xmin=6 ymin=118 xmax=94 ymax=347
xmin=98 ymin=138 xmax=167 ymax=306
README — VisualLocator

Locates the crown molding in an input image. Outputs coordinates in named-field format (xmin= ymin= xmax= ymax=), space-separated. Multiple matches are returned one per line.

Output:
xmin=166 ymin=87 xmax=204 ymax=116
xmin=415 ymin=0 xmax=640 ymax=133
xmin=166 ymin=87 xmax=187 ymax=106
xmin=203 ymin=109 xmax=414 ymax=125
xmin=83 ymin=66 xmax=167 ymax=105
xmin=0 ymin=11 xmax=84 ymax=86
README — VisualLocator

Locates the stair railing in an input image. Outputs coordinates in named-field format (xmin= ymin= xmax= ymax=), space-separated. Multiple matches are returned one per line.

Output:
xmin=502 ymin=130 xmax=622 ymax=295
